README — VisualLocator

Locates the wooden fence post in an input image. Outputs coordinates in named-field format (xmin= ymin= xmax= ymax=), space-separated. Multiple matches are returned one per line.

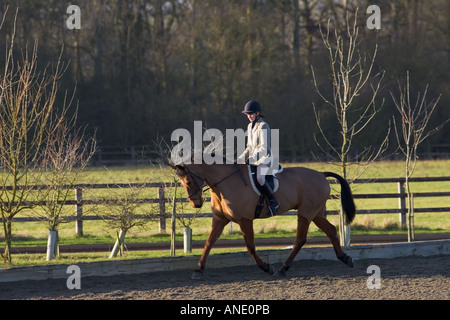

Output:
xmin=398 ymin=181 xmax=406 ymax=229
xmin=75 ymin=187 xmax=83 ymax=237
xmin=158 ymin=186 xmax=166 ymax=233
xmin=170 ymin=195 xmax=176 ymax=256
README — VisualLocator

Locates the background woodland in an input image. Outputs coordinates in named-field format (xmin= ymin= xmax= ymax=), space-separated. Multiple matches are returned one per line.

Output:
xmin=0 ymin=0 xmax=448 ymax=161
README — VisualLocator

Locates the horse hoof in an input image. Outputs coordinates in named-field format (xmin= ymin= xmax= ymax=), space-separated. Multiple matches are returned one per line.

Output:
xmin=338 ymin=254 xmax=354 ymax=268
xmin=276 ymin=265 xmax=287 ymax=277
xmin=346 ymin=256 xmax=354 ymax=268
xmin=191 ymin=269 xmax=204 ymax=280
xmin=267 ymin=265 xmax=275 ymax=276
xmin=259 ymin=263 xmax=275 ymax=275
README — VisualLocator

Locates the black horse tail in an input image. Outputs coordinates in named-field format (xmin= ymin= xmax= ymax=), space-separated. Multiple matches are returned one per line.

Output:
xmin=323 ymin=172 xmax=356 ymax=224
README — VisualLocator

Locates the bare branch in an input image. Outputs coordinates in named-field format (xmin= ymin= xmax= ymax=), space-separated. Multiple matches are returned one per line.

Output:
xmin=311 ymin=11 xmax=387 ymax=180
xmin=391 ymin=70 xmax=448 ymax=241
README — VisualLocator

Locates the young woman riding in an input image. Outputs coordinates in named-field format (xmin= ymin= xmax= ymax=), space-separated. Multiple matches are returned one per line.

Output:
xmin=237 ymin=100 xmax=280 ymax=216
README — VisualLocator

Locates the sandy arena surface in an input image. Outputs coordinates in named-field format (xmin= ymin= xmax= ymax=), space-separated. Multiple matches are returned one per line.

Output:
xmin=0 ymin=255 xmax=448 ymax=301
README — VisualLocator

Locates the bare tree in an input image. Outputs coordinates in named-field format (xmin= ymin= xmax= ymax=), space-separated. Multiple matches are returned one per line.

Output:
xmin=391 ymin=71 xmax=449 ymax=242
xmin=153 ymin=138 xmax=202 ymax=255
xmin=311 ymin=11 xmax=388 ymax=246
xmin=165 ymin=168 xmax=201 ymax=255
xmin=94 ymin=182 xmax=157 ymax=258
xmin=35 ymin=120 xmax=96 ymax=260
xmin=0 ymin=11 xmax=69 ymax=265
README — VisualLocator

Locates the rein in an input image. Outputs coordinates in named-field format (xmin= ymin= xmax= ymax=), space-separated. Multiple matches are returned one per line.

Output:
xmin=183 ymin=164 xmax=245 ymax=199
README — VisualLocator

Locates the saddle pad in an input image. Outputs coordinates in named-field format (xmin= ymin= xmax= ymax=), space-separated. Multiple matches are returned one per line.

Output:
xmin=248 ymin=165 xmax=279 ymax=196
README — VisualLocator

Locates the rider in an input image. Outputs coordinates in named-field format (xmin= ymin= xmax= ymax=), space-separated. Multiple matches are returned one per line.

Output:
xmin=237 ymin=100 xmax=280 ymax=216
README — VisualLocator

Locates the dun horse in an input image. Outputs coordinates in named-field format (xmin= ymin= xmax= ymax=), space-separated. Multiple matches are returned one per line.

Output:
xmin=171 ymin=162 xmax=356 ymax=279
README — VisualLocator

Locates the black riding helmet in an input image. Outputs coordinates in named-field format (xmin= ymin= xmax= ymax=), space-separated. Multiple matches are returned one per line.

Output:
xmin=242 ymin=100 xmax=261 ymax=114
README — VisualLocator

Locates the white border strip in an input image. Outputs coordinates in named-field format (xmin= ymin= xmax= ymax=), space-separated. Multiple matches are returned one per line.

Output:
xmin=0 ymin=240 xmax=448 ymax=283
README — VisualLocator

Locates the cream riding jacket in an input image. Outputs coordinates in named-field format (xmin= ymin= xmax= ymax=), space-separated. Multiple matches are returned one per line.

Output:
xmin=237 ymin=118 xmax=272 ymax=166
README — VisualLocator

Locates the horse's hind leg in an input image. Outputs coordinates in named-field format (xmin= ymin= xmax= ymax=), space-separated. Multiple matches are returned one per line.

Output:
xmin=313 ymin=215 xmax=353 ymax=267
xmin=277 ymin=215 xmax=310 ymax=277
xmin=239 ymin=218 xmax=274 ymax=275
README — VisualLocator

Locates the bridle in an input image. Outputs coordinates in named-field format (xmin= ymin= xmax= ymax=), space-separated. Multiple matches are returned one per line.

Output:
xmin=182 ymin=165 xmax=206 ymax=200
xmin=181 ymin=164 xmax=246 ymax=200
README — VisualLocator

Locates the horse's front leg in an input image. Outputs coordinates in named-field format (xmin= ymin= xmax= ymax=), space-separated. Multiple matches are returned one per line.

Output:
xmin=239 ymin=218 xmax=274 ymax=275
xmin=192 ymin=215 xmax=229 ymax=280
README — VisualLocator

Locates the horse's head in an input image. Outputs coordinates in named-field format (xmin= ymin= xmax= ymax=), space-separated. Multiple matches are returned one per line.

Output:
xmin=170 ymin=163 xmax=205 ymax=208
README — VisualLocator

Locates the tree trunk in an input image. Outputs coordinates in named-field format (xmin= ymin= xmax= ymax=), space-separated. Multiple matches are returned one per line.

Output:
xmin=405 ymin=176 xmax=415 ymax=242
xmin=291 ymin=1 xmax=301 ymax=73
xmin=170 ymin=195 xmax=177 ymax=256
xmin=2 ymin=219 xmax=12 ymax=265
xmin=405 ymin=149 xmax=415 ymax=242
xmin=302 ymin=0 xmax=314 ymax=73
xmin=339 ymin=107 xmax=351 ymax=247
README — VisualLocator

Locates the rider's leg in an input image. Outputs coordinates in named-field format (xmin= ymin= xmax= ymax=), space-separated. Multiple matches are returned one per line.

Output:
xmin=257 ymin=165 xmax=280 ymax=216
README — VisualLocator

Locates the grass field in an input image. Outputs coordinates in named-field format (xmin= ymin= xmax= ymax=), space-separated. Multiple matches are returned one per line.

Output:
xmin=1 ymin=159 xmax=449 ymax=267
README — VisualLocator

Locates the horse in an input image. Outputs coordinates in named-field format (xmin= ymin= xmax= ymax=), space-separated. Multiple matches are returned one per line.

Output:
xmin=170 ymin=162 xmax=356 ymax=279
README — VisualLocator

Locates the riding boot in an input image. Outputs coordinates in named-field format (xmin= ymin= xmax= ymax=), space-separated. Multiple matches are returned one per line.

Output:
xmin=260 ymin=181 xmax=280 ymax=216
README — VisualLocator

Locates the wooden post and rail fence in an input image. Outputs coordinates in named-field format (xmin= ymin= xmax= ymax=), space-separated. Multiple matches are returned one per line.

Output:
xmin=4 ymin=177 xmax=450 ymax=239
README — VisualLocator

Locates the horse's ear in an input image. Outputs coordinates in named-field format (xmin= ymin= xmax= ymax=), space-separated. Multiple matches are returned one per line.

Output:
xmin=168 ymin=160 xmax=177 ymax=169
xmin=167 ymin=158 xmax=182 ymax=170
xmin=168 ymin=160 xmax=186 ymax=176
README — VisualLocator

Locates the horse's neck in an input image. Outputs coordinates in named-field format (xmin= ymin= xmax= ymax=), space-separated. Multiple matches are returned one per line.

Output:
xmin=196 ymin=163 xmax=239 ymax=186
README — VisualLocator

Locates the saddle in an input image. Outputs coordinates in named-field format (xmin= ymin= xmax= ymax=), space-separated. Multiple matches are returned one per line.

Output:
xmin=248 ymin=165 xmax=281 ymax=218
